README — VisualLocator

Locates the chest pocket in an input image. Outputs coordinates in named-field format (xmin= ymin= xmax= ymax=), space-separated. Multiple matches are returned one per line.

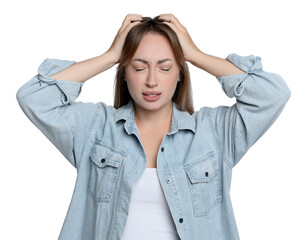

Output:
xmin=183 ymin=151 xmax=222 ymax=217
xmin=89 ymin=143 xmax=128 ymax=202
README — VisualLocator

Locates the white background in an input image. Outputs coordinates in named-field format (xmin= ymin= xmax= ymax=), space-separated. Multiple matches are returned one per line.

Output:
xmin=1 ymin=0 xmax=305 ymax=239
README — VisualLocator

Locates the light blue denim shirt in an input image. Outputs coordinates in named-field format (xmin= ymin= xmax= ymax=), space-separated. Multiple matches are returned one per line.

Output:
xmin=16 ymin=53 xmax=291 ymax=240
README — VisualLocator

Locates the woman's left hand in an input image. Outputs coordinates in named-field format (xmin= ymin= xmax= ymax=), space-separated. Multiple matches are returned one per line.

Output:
xmin=157 ymin=14 xmax=200 ymax=62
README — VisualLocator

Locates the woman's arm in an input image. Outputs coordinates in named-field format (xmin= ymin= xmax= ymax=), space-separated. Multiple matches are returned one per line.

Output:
xmin=49 ymin=51 xmax=118 ymax=82
xmin=187 ymin=51 xmax=245 ymax=77
xmin=16 ymin=59 xmax=97 ymax=168
xmin=205 ymin=53 xmax=291 ymax=167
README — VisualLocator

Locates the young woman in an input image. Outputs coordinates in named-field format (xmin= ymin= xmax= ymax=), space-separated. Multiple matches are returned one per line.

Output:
xmin=16 ymin=14 xmax=291 ymax=240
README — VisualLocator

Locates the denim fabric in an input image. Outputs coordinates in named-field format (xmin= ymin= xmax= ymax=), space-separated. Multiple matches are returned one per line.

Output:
xmin=16 ymin=53 xmax=291 ymax=240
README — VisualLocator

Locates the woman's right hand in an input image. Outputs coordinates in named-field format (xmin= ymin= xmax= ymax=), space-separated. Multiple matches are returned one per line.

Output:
xmin=107 ymin=14 xmax=143 ymax=64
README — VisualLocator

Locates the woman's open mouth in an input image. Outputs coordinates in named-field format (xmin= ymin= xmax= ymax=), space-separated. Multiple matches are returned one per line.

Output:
xmin=143 ymin=92 xmax=161 ymax=102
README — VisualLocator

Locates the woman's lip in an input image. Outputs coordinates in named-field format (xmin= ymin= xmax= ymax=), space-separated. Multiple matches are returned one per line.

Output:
xmin=143 ymin=93 xmax=161 ymax=102
xmin=143 ymin=91 xmax=161 ymax=95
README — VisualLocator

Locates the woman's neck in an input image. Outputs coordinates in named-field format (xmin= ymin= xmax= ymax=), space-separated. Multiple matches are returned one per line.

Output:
xmin=134 ymin=101 xmax=173 ymax=131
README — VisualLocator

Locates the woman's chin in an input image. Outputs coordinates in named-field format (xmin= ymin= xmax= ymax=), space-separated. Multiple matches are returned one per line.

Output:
xmin=134 ymin=98 xmax=172 ymax=113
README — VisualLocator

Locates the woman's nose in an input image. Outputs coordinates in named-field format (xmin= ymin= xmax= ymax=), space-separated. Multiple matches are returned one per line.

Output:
xmin=145 ymin=69 xmax=158 ymax=87
xmin=146 ymin=80 xmax=157 ymax=87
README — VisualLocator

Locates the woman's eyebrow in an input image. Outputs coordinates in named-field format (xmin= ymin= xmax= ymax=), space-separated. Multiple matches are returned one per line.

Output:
xmin=132 ymin=58 xmax=173 ymax=65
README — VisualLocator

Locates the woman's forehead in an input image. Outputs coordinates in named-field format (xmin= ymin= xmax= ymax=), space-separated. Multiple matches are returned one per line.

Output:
xmin=134 ymin=32 xmax=175 ymax=57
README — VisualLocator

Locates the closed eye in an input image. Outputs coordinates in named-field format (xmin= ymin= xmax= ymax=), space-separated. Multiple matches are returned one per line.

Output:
xmin=133 ymin=66 xmax=144 ymax=72
xmin=133 ymin=67 xmax=171 ymax=72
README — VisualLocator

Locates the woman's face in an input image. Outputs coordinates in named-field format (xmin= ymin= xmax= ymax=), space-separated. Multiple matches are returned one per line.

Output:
xmin=124 ymin=32 xmax=180 ymax=113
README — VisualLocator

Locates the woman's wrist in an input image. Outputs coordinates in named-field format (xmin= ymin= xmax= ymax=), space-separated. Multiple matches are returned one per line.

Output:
xmin=98 ymin=51 xmax=119 ymax=71
xmin=185 ymin=49 xmax=202 ymax=65
xmin=104 ymin=50 xmax=121 ymax=66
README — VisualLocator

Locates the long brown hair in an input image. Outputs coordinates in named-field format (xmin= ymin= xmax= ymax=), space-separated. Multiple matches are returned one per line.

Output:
xmin=114 ymin=16 xmax=194 ymax=114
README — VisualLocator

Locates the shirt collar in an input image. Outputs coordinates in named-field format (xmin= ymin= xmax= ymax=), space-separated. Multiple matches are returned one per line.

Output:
xmin=114 ymin=99 xmax=195 ymax=135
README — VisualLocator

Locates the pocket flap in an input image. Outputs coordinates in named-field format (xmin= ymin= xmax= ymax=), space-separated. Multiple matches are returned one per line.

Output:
xmin=90 ymin=143 xmax=128 ymax=168
xmin=183 ymin=151 xmax=217 ymax=183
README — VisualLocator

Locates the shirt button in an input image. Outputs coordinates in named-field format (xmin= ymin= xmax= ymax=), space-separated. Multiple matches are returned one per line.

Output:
xmin=179 ymin=218 xmax=183 ymax=223
xmin=205 ymin=171 xmax=209 ymax=177
xmin=166 ymin=179 xmax=171 ymax=184
xmin=161 ymin=147 xmax=164 ymax=152
xmin=101 ymin=158 xmax=105 ymax=163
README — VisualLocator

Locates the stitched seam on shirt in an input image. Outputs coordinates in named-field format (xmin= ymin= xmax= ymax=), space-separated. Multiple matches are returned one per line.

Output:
xmin=206 ymin=108 xmax=223 ymax=151
xmin=77 ymin=105 xmax=101 ymax=169
xmin=207 ymin=108 xmax=233 ymax=169
xmin=234 ymin=72 xmax=254 ymax=145
xmin=234 ymin=128 xmax=245 ymax=144
xmin=56 ymin=108 xmax=76 ymax=167
xmin=233 ymin=103 xmax=245 ymax=144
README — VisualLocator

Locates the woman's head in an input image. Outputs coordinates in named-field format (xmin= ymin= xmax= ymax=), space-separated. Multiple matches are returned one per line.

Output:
xmin=114 ymin=16 xmax=194 ymax=114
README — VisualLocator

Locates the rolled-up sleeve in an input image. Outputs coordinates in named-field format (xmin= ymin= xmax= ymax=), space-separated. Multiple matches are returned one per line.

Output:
xmin=208 ymin=53 xmax=291 ymax=167
xmin=16 ymin=59 xmax=99 ymax=168
xmin=37 ymin=58 xmax=83 ymax=104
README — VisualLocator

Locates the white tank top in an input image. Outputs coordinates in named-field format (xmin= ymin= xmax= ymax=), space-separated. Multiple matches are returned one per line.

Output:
xmin=121 ymin=168 xmax=180 ymax=240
